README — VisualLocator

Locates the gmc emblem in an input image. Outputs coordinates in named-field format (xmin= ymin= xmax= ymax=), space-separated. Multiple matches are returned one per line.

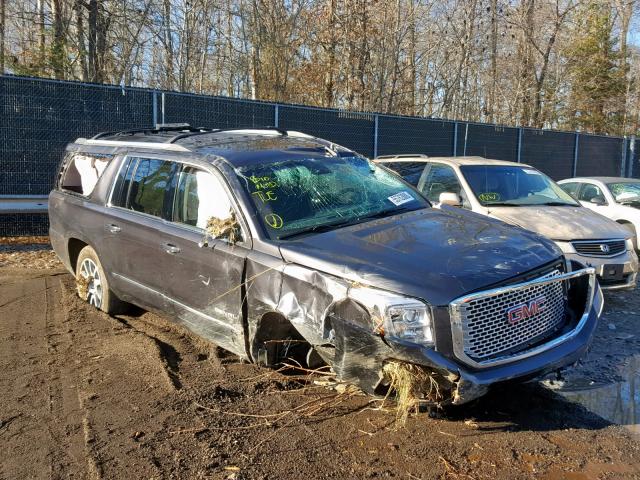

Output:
xmin=506 ymin=295 xmax=546 ymax=325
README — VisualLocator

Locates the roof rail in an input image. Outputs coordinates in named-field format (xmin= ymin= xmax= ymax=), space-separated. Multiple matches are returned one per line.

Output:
xmin=92 ymin=123 xmax=209 ymax=140
xmin=374 ymin=154 xmax=429 ymax=160
xmin=75 ymin=138 xmax=190 ymax=152
xmin=167 ymin=126 xmax=289 ymax=144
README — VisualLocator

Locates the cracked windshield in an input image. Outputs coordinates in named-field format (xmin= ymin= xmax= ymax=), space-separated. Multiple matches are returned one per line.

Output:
xmin=237 ymin=156 xmax=428 ymax=240
xmin=461 ymin=165 xmax=579 ymax=207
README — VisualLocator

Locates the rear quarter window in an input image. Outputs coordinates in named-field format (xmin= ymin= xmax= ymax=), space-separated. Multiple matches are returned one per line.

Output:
xmin=380 ymin=161 xmax=426 ymax=186
xmin=59 ymin=153 xmax=113 ymax=196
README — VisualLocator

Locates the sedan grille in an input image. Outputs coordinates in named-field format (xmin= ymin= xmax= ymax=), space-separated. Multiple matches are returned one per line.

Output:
xmin=455 ymin=272 xmax=566 ymax=362
xmin=572 ymin=239 xmax=626 ymax=257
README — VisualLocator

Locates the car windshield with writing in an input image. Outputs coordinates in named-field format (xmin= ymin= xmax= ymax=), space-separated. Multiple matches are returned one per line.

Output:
xmin=461 ymin=165 xmax=579 ymax=207
xmin=236 ymin=156 xmax=428 ymax=240
xmin=608 ymin=182 xmax=640 ymax=204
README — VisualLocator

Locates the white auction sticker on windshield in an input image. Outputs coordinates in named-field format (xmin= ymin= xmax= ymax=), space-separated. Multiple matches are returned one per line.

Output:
xmin=523 ymin=168 xmax=541 ymax=175
xmin=388 ymin=191 xmax=414 ymax=206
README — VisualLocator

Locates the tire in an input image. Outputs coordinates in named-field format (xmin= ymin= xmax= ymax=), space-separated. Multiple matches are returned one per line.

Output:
xmin=75 ymin=245 xmax=126 ymax=315
xmin=620 ymin=222 xmax=638 ymax=251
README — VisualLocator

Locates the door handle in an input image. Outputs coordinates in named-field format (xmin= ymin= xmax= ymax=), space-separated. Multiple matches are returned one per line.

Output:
xmin=106 ymin=223 xmax=121 ymax=233
xmin=164 ymin=243 xmax=181 ymax=254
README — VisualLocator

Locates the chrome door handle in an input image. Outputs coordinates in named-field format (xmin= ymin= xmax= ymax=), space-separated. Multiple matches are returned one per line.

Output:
xmin=164 ymin=243 xmax=181 ymax=254
xmin=106 ymin=223 xmax=121 ymax=233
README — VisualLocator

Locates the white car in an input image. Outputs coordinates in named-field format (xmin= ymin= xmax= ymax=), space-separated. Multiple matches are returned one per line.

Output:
xmin=558 ymin=177 xmax=640 ymax=249
xmin=375 ymin=155 xmax=639 ymax=291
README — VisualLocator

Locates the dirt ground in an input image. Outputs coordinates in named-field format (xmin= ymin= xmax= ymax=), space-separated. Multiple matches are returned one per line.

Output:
xmin=2 ymin=239 xmax=640 ymax=479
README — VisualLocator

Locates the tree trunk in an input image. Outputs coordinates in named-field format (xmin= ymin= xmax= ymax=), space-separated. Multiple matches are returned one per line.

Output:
xmin=38 ymin=0 xmax=46 ymax=72
xmin=88 ymin=0 xmax=97 ymax=81
xmin=0 ymin=0 xmax=5 ymax=73
xmin=75 ymin=0 xmax=88 ymax=81
xmin=489 ymin=0 xmax=498 ymax=122
xmin=50 ymin=0 xmax=66 ymax=79
xmin=163 ymin=0 xmax=174 ymax=89
xmin=323 ymin=0 xmax=337 ymax=107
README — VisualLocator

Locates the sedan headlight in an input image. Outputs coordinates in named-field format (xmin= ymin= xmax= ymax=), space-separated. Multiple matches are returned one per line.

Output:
xmin=554 ymin=241 xmax=576 ymax=254
xmin=349 ymin=286 xmax=433 ymax=344
xmin=626 ymin=238 xmax=634 ymax=251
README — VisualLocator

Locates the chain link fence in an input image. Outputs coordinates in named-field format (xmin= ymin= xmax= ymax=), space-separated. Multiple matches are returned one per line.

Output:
xmin=1 ymin=74 xmax=638 ymax=236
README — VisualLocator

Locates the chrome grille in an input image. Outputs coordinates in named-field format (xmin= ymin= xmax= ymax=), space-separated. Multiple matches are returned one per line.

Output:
xmin=572 ymin=239 xmax=626 ymax=257
xmin=456 ymin=272 xmax=566 ymax=361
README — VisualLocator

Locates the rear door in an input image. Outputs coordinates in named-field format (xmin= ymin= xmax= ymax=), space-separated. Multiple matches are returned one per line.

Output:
xmin=158 ymin=164 xmax=250 ymax=356
xmin=101 ymin=155 xmax=179 ymax=311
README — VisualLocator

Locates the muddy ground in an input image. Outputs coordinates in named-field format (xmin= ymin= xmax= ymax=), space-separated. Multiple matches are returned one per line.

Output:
xmin=2 ymin=240 xmax=640 ymax=479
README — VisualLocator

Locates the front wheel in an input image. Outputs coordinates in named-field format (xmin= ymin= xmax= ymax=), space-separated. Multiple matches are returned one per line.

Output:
xmin=75 ymin=245 xmax=126 ymax=315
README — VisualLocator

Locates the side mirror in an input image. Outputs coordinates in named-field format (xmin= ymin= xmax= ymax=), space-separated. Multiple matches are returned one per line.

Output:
xmin=439 ymin=192 xmax=462 ymax=207
xmin=590 ymin=196 xmax=606 ymax=206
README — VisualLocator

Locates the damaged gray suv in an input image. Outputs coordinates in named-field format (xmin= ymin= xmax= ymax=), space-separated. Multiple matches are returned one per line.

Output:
xmin=49 ymin=125 xmax=603 ymax=406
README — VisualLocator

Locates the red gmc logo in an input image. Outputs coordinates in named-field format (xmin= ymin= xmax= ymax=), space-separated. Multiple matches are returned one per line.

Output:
xmin=506 ymin=296 xmax=546 ymax=325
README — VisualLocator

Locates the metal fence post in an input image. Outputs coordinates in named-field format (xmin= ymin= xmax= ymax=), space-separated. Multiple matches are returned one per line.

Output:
xmin=630 ymin=136 xmax=636 ymax=178
xmin=572 ymin=132 xmax=580 ymax=177
xmin=517 ymin=127 xmax=523 ymax=163
xmin=463 ymin=123 xmax=469 ymax=156
xmin=373 ymin=114 xmax=379 ymax=158
xmin=621 ymin=136 xmax=628 ymax=177
xmin=274 ymin=104 xmax=279 ymax=128
xmin=453 ymin=122 xmax=458 ymax=156
xmin=152 ymin=90 xmax=158 ymax=126
xmin=161 ymin=92 xmax=166 ymax=124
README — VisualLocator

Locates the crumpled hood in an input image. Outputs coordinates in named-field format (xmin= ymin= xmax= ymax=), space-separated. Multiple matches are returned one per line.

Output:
xmin=488 ymin=206 xmax=631 ymax=241
xmin=279 ymin=208 xmax=562 ymax=306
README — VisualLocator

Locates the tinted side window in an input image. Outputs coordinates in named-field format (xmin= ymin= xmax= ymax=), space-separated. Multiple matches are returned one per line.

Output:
xmin=421 ymin=164 xmax=462 ymax=203
xmin=127 ymin=158 xmax=175 ymax=218
xmin=560 ymin=182 xmax=581 ymax=197
xmin=111 ymin=157 xmax=134 ymax=207
xmin=381 ymin=161 xmax=426 ymax=186
xmin=173 ymin=167 xmax=233 ymax=229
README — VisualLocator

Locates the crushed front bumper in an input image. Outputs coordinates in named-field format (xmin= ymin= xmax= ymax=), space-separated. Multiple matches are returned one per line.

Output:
xmin=382 ymin=270 xmax=603 ymax=405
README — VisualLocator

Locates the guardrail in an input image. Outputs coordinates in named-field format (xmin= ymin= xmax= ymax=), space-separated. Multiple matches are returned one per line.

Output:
xmin=0 ymin=195 xmax=49 ymax=214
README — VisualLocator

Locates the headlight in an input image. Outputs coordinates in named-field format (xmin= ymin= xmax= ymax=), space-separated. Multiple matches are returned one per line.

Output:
xmin=626 ymin=238 xmax=634 ymax=251
xmin=554 ymin=241 xmax=576 ymax=254
xmin=349 ymin=286 xmax=433 ymax=344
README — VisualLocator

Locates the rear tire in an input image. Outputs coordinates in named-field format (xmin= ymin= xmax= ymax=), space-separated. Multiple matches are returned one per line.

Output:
xmin=75 ymin=246 xmax=126 ymax=315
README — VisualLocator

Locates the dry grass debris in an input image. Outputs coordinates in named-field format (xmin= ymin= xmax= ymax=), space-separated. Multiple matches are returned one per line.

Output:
xmin=76 ymin=274 xmax=90 ymax=300
xmin=383 ymin=361 xmax=448 ymax=425
xmin=201 ymin=213 xmax=240 ymax=246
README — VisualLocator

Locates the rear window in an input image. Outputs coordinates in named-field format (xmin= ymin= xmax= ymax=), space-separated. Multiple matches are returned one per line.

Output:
xmin=128 ymin=158 xmax=175 ymax=217
xmin=111 ymin=157 xmax=176 ymax=218
xmin=380 ymin=161 xmax=426 ymax=186
xmin=60 ymin=153 xmax=113 ymax=196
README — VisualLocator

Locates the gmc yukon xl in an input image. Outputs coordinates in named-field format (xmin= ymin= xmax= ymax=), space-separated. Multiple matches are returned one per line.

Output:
xmin=49 ymin=125 xmax=603 ymax=405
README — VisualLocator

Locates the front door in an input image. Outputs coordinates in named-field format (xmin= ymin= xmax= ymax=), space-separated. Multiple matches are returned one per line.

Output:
xmin=160 ymin=165 xmax=250 ymax=357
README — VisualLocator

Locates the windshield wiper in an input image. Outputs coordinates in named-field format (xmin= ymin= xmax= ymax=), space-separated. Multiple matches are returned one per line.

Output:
xmin=278 ymin=218 xmax=358 ymax=240
xmin=485 ymin=202 xmax=523 ymax=207
xmin=356 ymin=205 xmax=421 ymax=221
xmin=538 ymin=201 xmax=576 ymax=206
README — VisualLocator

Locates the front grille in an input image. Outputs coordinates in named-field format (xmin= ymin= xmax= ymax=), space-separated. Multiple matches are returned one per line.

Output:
xmin=456 ymin=272 xmax=567 ymax=361
xmin=572 ymin=239 xmax=626 ymax=257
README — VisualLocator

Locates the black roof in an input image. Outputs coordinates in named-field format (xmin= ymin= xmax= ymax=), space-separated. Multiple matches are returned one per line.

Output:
xmin=90 ymin=124 xmax=357 ymax=167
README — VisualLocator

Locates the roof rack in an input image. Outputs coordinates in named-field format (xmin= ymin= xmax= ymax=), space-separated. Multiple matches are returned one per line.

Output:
xmin=167 ymin=126 xmax=290 ymax=144
xmin=375 ymin=154 xmax=429 ymax=160
xmin=92 ymin=123 xmax=211 ymax=140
